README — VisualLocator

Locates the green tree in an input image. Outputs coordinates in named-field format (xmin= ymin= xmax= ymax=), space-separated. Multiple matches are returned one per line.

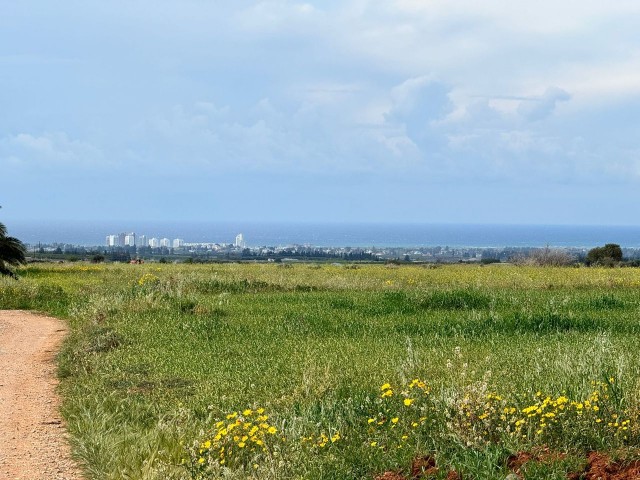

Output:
xmin=586 ymin=243 xmax=623 ymax=266
xmin=0 ymin=222 xmax=27 ymax=278
xmin=91 ymin=254 xmax=105 ymax=264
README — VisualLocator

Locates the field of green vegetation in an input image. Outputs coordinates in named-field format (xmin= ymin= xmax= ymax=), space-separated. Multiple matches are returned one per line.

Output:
xmin=2 ymin=263 xmax=640 ymax=479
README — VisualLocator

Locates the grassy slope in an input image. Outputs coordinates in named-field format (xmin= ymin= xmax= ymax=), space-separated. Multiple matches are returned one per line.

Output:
xmin=2 ymin=263 xmax=640 ymax=479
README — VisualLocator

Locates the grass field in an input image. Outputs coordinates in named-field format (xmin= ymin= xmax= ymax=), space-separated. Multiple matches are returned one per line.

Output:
xmin=2 ymin=262 xmax=640 ymax=479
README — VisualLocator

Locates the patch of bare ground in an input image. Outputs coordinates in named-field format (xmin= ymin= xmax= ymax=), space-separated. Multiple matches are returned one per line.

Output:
xmin=375 ymin=448 xmax=640 ymax=480
xmin=507 ymin=446 xmax=567 ymax=476
xmin=568 ymin=451 xmax=640 ymax=480
xmin=374 ymin=455 xmax=461 ymax=480
xmin=0 ymin=310 xmax=82 ymax=480
xmin=508 ymin=448 xmax=640 ymax=480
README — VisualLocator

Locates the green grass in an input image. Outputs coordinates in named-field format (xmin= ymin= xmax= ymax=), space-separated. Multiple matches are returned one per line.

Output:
xmin=3 ymin=263 xmax=640 ymax=479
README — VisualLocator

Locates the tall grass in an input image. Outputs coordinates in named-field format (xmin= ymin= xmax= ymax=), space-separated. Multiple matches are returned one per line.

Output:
xmin=3 ymin=263 xmax=640 ymax=479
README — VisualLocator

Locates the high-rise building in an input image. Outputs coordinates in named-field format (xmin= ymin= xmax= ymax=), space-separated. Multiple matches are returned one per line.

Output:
xmin=125 ymin=233 xmax=136 ymax=246
xmin=117 ymin=233 xmax=126 ymax=247
xmin=235 ymin=233 xmax=246 ymax=248
xmin=149 ymin=238 xmax=160 ymax=248
xmin=173 ymin=238 xmax=184 ymax=248
xmin=139 ymin=235 xmax=147 ymax=247
xmin=106 ymin=235 xmax=118 ymax=247
xmin=160 ymin=238 xmax=171 ymax=248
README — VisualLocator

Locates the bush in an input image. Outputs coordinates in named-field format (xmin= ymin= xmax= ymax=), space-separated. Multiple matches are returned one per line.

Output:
xmin=587 ymin=244 xmax=623 ymax=266
xmin=92 ymin=254 xmax=105 ymax=264
xmin=513 ymin=248 xmax=574 ymax=267
xmin=532 ymin=248 xmax=573 ymax=266
xmin=480 ymin=258 xmax=501 ymax=265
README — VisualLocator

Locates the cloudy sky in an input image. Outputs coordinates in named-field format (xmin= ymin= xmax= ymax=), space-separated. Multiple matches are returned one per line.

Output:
xmin=2 ymin=1 xmax=640 ymax=225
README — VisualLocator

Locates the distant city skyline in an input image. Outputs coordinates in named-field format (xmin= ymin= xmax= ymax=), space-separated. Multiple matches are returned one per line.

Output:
xmin=105 ymin=231 xmax=209 ymax=248
xmin=2 ymin=2 xmax=640 ymax=225
xmin=11 ymin=221 xmax=640 ymax=250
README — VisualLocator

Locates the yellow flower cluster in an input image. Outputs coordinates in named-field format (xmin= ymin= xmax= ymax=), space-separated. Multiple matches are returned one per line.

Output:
xmin=380 ymin=378 xmax=429 ymax=400
xmin=137 ymin=273 xmax=159 ymax=286
xmin=449 ymin=388 xmax=515 ymax=446
xmin=445 ymin=378 xmax=637 ymax=446
xmin=300 ymin=430 xmax=341 ymax=448
xmin=368 ymin=379 xmax=432 ymax=449
xmin=188 ymin=408 xmax=279 ymax=471
xmin=515 ymin=382 xmax=610 ymax=437
xmin=519 ymin=394 xmax=575 ymax=435
xmin=185 ymin=377 xmax=636 ymax=477
xmin=78 ymin=266 xmax=104 ymax=272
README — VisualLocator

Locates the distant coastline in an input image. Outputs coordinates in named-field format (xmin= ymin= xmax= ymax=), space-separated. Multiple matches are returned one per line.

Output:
xmin=9 ymin=220 xmax=640 ymax=250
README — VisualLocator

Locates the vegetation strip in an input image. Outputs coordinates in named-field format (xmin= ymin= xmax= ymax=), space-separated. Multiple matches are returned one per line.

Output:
xmin=3 ymin=263 xmax=640 ymax=479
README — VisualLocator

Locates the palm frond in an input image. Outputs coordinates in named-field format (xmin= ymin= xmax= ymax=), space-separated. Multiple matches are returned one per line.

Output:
xmin=0 ymin=222 xmax=26 ymax=277
xmin=0 ymin=236 xmax=26 ymax=266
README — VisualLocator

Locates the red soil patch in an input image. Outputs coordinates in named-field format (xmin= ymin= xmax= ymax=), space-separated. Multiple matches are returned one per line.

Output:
xmin=376 ymin=449 xmax=640 ymax=480
xmin=568 ymin=451 xmax=640 ymax=480
xmin=507 ymin=446 xmax=566 ymax=476
xmin=411 ymin=455 xmax=438 ymax=477
xmin=374 ymin=455 xmax=461 ymax=480
xmin=375 ymin=472 xmax=407 ymax=480
xmin=508 ymin=448 xmax=640 ymax=480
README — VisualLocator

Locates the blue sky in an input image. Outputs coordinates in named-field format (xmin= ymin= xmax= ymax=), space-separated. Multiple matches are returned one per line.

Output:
xmin=2 ymin=1 xmax=640 ymax=225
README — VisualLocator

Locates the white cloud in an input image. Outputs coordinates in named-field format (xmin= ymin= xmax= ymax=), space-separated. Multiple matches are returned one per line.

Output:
xmin=4 ymin=1 xmax=640 ymax=194
xmin=517 ymin=87 xmax=571 ymax=122
xmin=301 ymin=0 xmax=640 ymax=115
xmin=236 ymin=1 xmax=321 ymax=34
xmin=0 ymin=132 xmax=104 ymax=168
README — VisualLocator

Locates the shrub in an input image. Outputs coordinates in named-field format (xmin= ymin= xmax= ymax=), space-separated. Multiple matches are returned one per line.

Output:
xmin=517 ymin=248 xmax=574 ymax=267
xmin=92 ymin=254 xmax=105 ymax=263
xmin=587 ymin=244 xmax=623 ymax=266
xmin=480 ymin=258 xmax=501 ymax=265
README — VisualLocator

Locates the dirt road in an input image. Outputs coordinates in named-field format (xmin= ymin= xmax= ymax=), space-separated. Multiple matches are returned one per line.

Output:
xmin=0 ymin=310 xmax=82 ymax=480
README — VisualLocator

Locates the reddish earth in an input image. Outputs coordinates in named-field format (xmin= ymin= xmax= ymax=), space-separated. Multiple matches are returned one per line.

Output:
xmin=0 ymin=310 xmax=83 ymax=480
xmin=510 ymin=448 xmax=640 ymax=479
xmin=375 ymin=449 xmax=640 ymax=480
xmin=507 ymin=446 xmax=567 ymax=475
xmin=375 ymin=472 xmax=408 ymax=480
xmin=569 ymin=452 xmax=640 ymax=480
xmin=374 ymin=455 xmax=460 ymax=480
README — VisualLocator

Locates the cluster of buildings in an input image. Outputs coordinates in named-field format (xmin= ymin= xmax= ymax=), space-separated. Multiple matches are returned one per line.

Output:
xmin=106 ymin=232 xmax=184 ymax=249
xmin=106 ymin=232 xmax=247 ymax=250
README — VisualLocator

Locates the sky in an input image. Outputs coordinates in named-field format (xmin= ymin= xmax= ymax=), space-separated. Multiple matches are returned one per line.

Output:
xmin=2 ymin=1 xmax=640 ymax=225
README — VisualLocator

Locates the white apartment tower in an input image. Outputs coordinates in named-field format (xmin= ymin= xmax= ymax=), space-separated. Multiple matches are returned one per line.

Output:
xmin=124 ymin=233 xmax=136 ymax=246
xmin=235 ymin=233 xmax=246 ymax=248
xmin=173 ymin=238 xmax=184 ymax=248
xmin=106 ymin=235 xmax=118 ymax=247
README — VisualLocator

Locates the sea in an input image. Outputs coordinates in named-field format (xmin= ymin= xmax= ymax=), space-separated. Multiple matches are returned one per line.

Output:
xmin=7 ymin=221 xmax=640 ymax=249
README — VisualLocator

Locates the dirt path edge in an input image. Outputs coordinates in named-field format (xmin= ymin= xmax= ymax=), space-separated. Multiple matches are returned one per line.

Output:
xmin=0 ymin=310 xmax=83 ymax=480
